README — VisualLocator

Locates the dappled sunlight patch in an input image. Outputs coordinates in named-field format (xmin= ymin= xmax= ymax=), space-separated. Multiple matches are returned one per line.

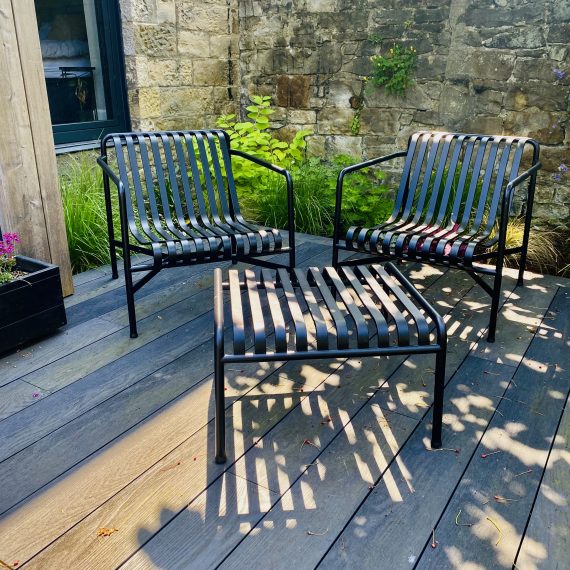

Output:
xmin=539 ymin=483 xmax=568 ymax=507
xmin=443 ymin=545 xmax=487 ymax=570
xmin=483 ymin=426 xmax=548 ymax=467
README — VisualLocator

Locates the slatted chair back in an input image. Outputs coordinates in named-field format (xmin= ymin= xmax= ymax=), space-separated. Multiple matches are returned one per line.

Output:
xmin=382 ymin=132 xmax=538 ymax=258
xmin=103 ymin=130 xmax=251 ymax=253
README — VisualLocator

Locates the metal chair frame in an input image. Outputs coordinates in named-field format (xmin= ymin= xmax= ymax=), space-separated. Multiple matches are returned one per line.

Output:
xmin=214 ymin=263 xmax=447 ymax=464
xmin=98 ymin=129 xmax=295 ymax=338
xmin=332 ymin=131 xmax=541 ymax=342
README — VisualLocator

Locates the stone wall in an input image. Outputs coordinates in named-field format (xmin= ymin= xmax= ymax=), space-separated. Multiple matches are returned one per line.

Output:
xmin=237 ymin=0 xmax=570 ymax=226
xmin=119 ymin=0 xmax=569 ymax=226
xmin=119 ymin=0 xmax=239 ymax=131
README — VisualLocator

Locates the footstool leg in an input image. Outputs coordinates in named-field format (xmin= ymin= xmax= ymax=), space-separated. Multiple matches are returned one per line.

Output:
xmin=214 ymin=269 xmax=227 ymax=464
xmin=215 ymin=357 xmax=227 ymax=464
xmin=431 ymin=349 xmax=446 ymax=449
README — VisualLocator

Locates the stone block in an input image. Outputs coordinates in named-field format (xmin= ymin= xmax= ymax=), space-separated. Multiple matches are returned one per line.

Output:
xmin=160 ymin=87 xmax=214 ymax=117
xmin=317 ymin=107 xmax=355 ymax=135
xmin=209 ymin=35 xmax=233 ymax=58
xmin=289 ymin=109 xmax=317 ymax=124
xmin=136 ymin=23 xmax=176 ymax=56
xmin=306 ymin=135 xmax=326 ymax=157
xmin=179 ymin=2 xmax=229 ymax=33
xmin=359 ymin=109 xmax=401 ymax=135
xmin=138 ymin=87 xmax=163 ymax=118
xmin=446 ymin=49 xmax=515 ymax=81
xmin=157 ymin=0 xmax=175 ymax=23
xmin=504 ymin=109 xmax=564 ymax=144
xmin=306 ymin=0 xmax=337 ymax=13
xmin=194 ymin=60 xmax=230 ymax=86
xmin=276 ymin=75 xmax=312 ymax=108
xmin=179 ymin=31 xmax=211 ymax=57
xmin=133 ymin=0 xmax=156 ymax=23
xmin=324 ymin=135 xmax=363 ymax=158
xmin=482 ymin=27 xmax=545 ymax=50
xmin=147 ymin=58 xmax=180 ymax=87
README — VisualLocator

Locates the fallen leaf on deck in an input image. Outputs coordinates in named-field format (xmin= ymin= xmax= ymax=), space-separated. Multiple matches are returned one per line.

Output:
xmin=97 ymin=527 xmax=119 ymax=537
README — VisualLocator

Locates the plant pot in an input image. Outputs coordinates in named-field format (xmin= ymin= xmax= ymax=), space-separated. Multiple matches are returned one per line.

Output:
xmin=0 ymin=256 xmax=67 ymax=355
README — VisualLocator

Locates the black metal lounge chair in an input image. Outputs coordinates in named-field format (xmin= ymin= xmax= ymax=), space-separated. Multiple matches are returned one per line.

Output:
xmin=98 ymin=130 xmax=295 ymax=338
xmin=332 ymin=131 xmax=541 ymax=342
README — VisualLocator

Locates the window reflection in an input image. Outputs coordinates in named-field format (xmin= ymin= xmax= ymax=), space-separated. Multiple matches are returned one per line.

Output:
xmin=35 ymin=0 xmax=110 ymax=125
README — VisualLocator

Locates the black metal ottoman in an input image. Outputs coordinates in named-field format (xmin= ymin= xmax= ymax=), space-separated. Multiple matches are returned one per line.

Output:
xmin=213 ymin=263 xmax=447 ymax=463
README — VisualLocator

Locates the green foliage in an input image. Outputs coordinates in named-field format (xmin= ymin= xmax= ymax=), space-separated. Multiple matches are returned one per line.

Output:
xmin=370 ymin=43 xmax=417 ymax=97
xmin=59 ymin=154 xmax=118 ymax=274
xmin=239 ymin=155 xmax=392 ymax=237
xmin=216 ymin=95 xmax=311 ymax=186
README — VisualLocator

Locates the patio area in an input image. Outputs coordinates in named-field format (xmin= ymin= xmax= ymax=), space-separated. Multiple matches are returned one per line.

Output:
xmin=0 ymin=232 xmax=568 ymax=569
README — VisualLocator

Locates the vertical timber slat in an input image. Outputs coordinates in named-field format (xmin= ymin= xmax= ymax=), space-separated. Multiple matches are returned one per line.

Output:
xmin=0 ymin=0 xmax=73 ymax=296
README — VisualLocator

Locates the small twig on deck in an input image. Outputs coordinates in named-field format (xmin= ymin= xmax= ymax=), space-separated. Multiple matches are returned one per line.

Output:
xmin=494 ymin=494 xmax=521 ymax=504
xmin=484 ymin=371 xmax=500 ymax=376
xmin=481 ymin=450 xmax=502 ymax=459
xmin=486 ymin=517 xmax=503 ymax=546
xmin=97 ymin=527 xmax=119 ymax=537
xmin=0 ymin=560 xmax=15 ymax=570
xmin=455 ymin=509 xmax=474 ymax=527
xmin=307 ymin=528 xmax=328 ymax=536
xmin=431 ymin=528 xmax=438 ymax=549
xmin=428 ymin=447 xmax=461 ymax=453
xmin=300 ymin=439 xmax=320 ymax=452
xmin=512 ymin=469 xmax=533 ymax=479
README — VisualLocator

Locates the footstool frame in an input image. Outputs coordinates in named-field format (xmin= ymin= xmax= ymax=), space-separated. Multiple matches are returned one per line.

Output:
xmin=213 ymin=262 xmax=447 ymax=464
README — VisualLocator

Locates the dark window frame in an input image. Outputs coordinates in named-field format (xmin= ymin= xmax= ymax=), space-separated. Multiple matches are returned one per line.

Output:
xmin=39 ymin=0 xmax=130 ymax=147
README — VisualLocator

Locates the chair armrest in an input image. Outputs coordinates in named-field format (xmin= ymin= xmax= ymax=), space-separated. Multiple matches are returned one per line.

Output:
xmin=230 ymin=149 xmax=295 ymax=238
xmin=333 ymin=150 xmax=407 ymax=245
xmin=503 ymin=161 xmax=542 ymax=211
xmin=97 ymin=156 xmax=124 ymax=193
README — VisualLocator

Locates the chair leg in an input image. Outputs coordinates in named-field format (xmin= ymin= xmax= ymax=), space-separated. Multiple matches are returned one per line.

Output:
xmin=110 ymin=246 xmax=119 ymax=280
xmin=431 ymin=349 xmax=445 ymax=449
xmin=215 ymin=355 xmax=227 ymax=464
xmin=123 ymin=259 xmax=138 ymax=339
xmin=214 ymin=269 xmax=227 ymax=464
xmin=487 ymin=267 xmax=503 ymax=343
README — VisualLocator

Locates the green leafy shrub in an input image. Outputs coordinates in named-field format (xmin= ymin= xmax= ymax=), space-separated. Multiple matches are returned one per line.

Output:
xmin=216 ymin=95 xmax=311 ymax=186
xmin=370 ymin=43 xmax=417 ymax=97
xmin=240 ymin=154 xmax=393 ymax=237
xmin=59 ymin=154 xmax=118 ymax=274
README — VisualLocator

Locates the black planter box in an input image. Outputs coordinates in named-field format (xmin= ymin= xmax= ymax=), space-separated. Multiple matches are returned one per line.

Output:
xmin=0 ymin=256 xmax=67 ymax=355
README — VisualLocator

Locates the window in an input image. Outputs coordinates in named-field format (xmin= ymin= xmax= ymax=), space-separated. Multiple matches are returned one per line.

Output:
xmin=34 ymin=0 xmax=130 ymax=147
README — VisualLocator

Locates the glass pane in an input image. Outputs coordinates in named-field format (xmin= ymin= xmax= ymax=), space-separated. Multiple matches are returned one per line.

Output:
xmin=34 ymin=0 xmax=111 ymax=126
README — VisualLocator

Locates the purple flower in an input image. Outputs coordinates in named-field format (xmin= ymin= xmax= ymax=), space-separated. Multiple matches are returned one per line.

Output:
xmin=559 ymin=163 xmax=569 ymax=173
xmin=553 ymin=68 xmax=566 ymax=80
xmin=552 ymin=173 xmax=562 ymax=181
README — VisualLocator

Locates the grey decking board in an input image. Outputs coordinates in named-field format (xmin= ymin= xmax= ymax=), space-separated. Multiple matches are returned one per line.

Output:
xmin=516 ymin=302 xmax=570 ymax=569
xmin=0 ymin=380 xmax=50 ymax=422
xmin=0 ymin=317 xmax=123 ymax=388
xmin=415 ymin=286 xmax=569 ymax=569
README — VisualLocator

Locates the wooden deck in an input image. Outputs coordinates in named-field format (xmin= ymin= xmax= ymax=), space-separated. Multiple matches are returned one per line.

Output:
xmin=0 ymin=233 xmax=568 ymax=570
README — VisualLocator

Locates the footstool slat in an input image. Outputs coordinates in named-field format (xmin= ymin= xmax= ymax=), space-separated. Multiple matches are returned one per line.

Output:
xmin=278 ymin=268 xmax=308 ymax=351
xmin=341 ymin=266 xmax=390 ymax=348
xmin=294 ymin=270 xmax=330 ymax=350
xmin=261 ymin=269 xmax=287 ymax=353
xmin=371 ymin=265 xmax=431 ymax=344
xmin=356 ymin=266 xmax=411 ymax=346
xmin=325 ymin=267 xmax=370 ymax=348
xmin=245 ymin=269 xmax=266 ymax=354
xmin=309 ymin=267 xmax=350 ymax=349
xmin=228 ymin=271 xmax=246 ymax=355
